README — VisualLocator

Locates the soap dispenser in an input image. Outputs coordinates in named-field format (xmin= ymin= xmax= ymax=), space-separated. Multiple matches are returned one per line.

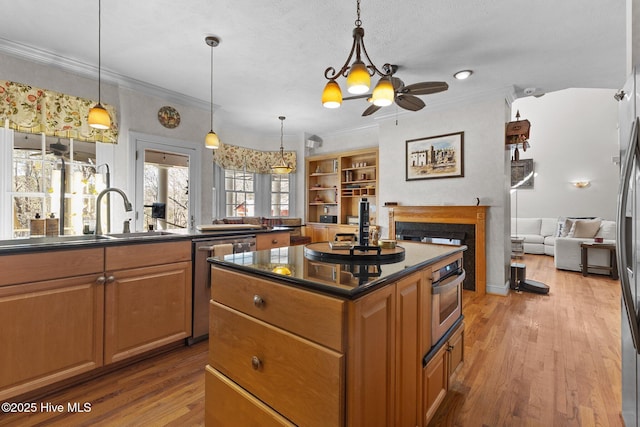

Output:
xmin=123 ymin=219 xmax=131 ymax=234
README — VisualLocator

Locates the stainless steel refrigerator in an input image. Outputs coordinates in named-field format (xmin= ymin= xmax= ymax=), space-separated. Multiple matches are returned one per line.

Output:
xmin=617 ymin=67 xmax=640 ymax=427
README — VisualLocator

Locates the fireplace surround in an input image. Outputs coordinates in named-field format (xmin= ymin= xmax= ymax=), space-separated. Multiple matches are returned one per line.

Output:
xmin=388 ymin=205 xmax=487 ymax=295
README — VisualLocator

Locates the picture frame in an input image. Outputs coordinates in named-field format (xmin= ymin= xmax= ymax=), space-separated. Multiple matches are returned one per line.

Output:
xmin=406 ymin=131 xmax=464 ymax=181
xmin=511 ymin=159 xmax=534 ymax=189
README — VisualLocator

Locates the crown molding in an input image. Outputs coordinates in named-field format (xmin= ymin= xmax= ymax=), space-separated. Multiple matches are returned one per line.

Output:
xmin=0 ymin=37 xmax=210 ymax=110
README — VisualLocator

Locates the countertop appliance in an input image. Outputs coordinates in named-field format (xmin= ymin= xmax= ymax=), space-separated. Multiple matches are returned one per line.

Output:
xmin=617 ymin=67 xmax=640 ymax=427
xmin=189 ymin=234 xmax=256 ymax=344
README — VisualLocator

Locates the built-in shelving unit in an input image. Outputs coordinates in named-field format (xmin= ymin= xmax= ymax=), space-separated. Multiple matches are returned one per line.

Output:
xmin=305 ymin=148 xmax=378 ymax=241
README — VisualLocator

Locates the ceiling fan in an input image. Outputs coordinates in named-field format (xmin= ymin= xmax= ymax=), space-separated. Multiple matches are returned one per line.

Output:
xmin=343 ymin=65 xmax=449 ymax=116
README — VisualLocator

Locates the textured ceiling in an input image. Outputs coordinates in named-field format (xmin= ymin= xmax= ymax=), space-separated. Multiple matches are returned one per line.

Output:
xmin=0 ymin=0 xmax=628 ymax=138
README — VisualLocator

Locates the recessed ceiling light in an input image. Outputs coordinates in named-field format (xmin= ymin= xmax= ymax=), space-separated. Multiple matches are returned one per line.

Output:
xmin=454 ymin=70 xmax=473 ymax=80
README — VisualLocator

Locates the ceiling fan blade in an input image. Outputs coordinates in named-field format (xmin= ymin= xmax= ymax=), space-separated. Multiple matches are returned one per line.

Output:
xmin=362 ymin=104 xmax=381 ymax=116
xmin=343 ymin=93 xmax=372 ymax=101
xmin=403 ymin=81 xmax=449 ymax=95
xmin=396 ymin=94 xmax=425 ymax=111
xmin=391 ymin=76 xmax=404 ymax=91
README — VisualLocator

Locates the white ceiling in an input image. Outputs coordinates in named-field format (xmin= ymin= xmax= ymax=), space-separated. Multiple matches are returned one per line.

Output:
xmin=0 ymin=0 xmax=628 ymax=138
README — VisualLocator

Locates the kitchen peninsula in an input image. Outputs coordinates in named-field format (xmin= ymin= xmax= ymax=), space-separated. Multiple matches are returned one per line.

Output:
xmin=206 ymin=241 xmax=465 ymax=427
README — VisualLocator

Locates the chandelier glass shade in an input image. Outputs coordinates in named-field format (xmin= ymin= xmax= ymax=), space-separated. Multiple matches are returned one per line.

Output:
xmin=88 ymin=0 xmax=111 ymax=130
xmin=271 ymin=116 xmax=292 ymax=174
xmin=322 ymin=0 xmax=391 ymax=109
xmin=371 ymin=76 xmax=394 ymax=107
xmin=205 ymin=36 xmax=220 ymax=149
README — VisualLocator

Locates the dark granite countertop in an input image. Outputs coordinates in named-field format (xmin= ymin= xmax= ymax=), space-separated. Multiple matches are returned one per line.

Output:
xmin=208 ymin=241 xmax=466 ymax=299
xmin=0 ymin=227 xmax=286 ymax=255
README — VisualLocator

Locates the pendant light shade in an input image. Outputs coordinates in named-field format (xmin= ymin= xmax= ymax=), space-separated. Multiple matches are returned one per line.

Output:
xmin=371 ymin=76 xmax=394 ymax=107
xmin=346 ymin=60 xmax=371 ymax=94
xmin=88 ymin=103 xmax=111 ymax=129
xmin=88 ymin=0 xmax=111 ymax=130
xmin=205 ymin=36 xmax=220 ymax=149
xmin=271 ymin=116 xmax=292 ymax=174
xmin=322 ymin=80 xmax=342 ymax=108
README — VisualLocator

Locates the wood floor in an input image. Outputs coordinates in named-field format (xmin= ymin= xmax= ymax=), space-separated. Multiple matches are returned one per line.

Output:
xmin=1 ymin=254 xmax=623 ymax=427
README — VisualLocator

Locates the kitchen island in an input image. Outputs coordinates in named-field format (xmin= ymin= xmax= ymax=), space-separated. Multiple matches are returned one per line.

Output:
xmin=206 ymin=242 xmax=465 ymax=427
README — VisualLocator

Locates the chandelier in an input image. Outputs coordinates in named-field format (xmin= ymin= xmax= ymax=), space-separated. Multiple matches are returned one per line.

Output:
xmin=271 ymin=116 xmax=292 ymax=174
xmin=321 ymin=0 xmax=393 ymax=109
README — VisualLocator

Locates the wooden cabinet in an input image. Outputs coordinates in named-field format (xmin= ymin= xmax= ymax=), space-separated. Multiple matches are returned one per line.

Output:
xmin=104 ymin=241 xmax=192 ymax=364
xmin=256 ymin=230 xmax=290 ymax=250
xmin=306 ymin=223 xmax=358 ymax=243
xmin=0 ymin=248 xmax=105 ymax=401
xmin=208 ymin=264 xmax=453 ymax=427
xmin=305 ymin=148 xmax=378 ymax=239
xmin=423 ymin=321 xmax=465 ymax=426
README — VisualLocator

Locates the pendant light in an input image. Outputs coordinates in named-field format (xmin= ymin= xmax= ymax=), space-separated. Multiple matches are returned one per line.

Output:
xmin=271 ymin=116 xmax=292 ymax=174
xmin=88 ymin=0 xmax=111 ymax=130
xmin=205 ymin=36 xmax=220 ymax=149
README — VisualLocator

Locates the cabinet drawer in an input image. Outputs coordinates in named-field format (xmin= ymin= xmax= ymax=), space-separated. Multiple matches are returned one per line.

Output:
xmin=205 ymin=365 xmax=295 ymax=427
xmin=256 ymin=231 xmax=290 ymax=250
xmin=0 ymin=248 xmax=104 ymax=287
xmin=211 ymin=267 xmax=344 ymax=351
xmin=210 ymin=302 xmax=344 ymax=427
xmin=105 ymin=240 xmax=190 ymax=270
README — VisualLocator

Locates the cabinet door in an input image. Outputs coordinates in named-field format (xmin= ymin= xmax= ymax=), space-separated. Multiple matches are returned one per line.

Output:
xmin=448 ymin=323 xmax=464 ymax=381
xmin=395 ymin=272 xmax=422 ymax=427
xmin=423 ymin=345 xmax=448 ymax=426
xmin=347 ymin=285 xmax=395 ymax=427
xmin=310 ymin=224 xmax=329 ymax=242
xmin=0 ymin=275 xmax=104 ymax=400
xmin=104 ymin=261 xmax=192 ymax=364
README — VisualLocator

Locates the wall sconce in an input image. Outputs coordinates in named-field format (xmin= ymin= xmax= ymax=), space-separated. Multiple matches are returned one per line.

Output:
xmin=572 ymin=180 xmax=590 ymax=188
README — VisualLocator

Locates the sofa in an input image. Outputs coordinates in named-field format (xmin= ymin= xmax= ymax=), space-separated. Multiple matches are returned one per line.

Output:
xmin=213 ymin=216 xmax=311 ymax=245
xmin=512 ymin=217 xmax=617 ymax=275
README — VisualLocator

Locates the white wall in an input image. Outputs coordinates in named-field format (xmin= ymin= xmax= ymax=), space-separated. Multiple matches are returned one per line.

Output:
xmin=511 ymin=88 xmax=620 ymax=220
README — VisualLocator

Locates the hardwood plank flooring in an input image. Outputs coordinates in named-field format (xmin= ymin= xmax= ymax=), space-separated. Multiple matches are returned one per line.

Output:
xmin=0 ymin=254 xmax=623 ymax=427
xmin=429 ymin=254 xmax=623 ymax=427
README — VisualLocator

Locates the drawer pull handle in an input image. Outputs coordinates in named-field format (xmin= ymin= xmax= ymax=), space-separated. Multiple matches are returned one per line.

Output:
xmin=106 ymin=275 xmax=116 ymax=284
xmin=251 ymin=356 xmax=262 ymax=370
xmin=272 ymin=239 xmax=278 ymax=244
xmin=253 ymin=295 xmax=265 ymax=307
xmin=96 ymin=276 xmax=106 ymax=285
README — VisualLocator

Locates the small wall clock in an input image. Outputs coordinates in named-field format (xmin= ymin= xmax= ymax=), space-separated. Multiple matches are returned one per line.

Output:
xmin=158 ymin=106 xmax=181 ymax=129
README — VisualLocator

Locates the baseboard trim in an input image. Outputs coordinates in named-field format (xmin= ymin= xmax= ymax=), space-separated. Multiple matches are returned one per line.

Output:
xmin=486 ymin=280 xmax=510 ymax=296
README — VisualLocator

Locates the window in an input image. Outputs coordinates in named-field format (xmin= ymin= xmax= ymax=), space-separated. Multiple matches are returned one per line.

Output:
xmin=7 ymin=131 xmax=102 ymax=237
xmin=271 ymin=174 xmax=290 ymax=216
xmin=224 ymin=169 xmax=255 ymax=217
xmin=217 ymin=165 xmax=294 ymax=219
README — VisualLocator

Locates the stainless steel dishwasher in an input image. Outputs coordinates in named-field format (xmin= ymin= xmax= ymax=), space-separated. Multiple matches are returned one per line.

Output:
xmin=189 ymin=234 xmax=256 ymax=344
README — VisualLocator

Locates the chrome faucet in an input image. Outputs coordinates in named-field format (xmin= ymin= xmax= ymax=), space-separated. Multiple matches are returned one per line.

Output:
xmin=95 ymin=188 xmax=133 ymax=235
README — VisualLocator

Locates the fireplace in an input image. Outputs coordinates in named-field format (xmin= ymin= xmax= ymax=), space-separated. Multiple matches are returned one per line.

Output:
xmin=395 ymin=221 xmax=476 ymax=291
xmin=388 ymin=205 xmax=487 ymax=295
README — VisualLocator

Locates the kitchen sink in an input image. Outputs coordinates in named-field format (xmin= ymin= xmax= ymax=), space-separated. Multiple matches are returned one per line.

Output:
xmin=104 ymin=231 xmax=178 ymax=239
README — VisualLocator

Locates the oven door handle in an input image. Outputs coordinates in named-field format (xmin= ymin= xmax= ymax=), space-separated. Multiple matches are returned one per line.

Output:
xmin=432 ymin=270 xmax=465 ymax=295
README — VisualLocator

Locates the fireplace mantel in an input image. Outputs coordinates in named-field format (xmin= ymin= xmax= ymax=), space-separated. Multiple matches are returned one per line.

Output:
xmin=389 ymin=205 xmax=487 ymax=295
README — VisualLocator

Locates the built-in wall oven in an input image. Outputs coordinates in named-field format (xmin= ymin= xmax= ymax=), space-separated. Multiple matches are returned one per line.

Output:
xmin=189 ymin=234 xmax=257 ymax=344
xmin=431 ymin=257 xmax=465 ymax=346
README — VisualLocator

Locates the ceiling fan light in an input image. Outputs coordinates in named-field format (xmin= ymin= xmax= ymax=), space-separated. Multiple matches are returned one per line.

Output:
xmin=205 ymin=130 xmax=220 ymax=149
xmin=346 ymin=60 xmax=370 ymax=94
xmin=88 ymin=103 xmax=111 ymax=129
xmin=322 ymin=80 xmax=343 ymax=108
xmin=372 ymin=78 xmax=394 ymax=107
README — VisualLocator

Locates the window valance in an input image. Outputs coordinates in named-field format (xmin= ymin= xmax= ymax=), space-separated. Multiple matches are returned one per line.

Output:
xmin=0 ymin=80 xmax=118 ymax=143
xmin=214 ymin=142 xmax=297 ymax=174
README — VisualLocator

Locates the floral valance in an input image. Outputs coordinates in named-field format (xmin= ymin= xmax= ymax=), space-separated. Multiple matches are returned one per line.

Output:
xmin=0 ymin=80 xmax=118 ymax=143
xmin=213 ymin=142 xmax=297 ymax=174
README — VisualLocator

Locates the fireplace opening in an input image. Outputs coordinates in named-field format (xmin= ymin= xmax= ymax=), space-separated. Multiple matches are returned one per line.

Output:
xmin=395 ymin=221 xmax=476 ymax=291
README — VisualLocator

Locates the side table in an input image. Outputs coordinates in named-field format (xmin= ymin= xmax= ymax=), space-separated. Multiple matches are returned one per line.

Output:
xmin=511 ymin=237 xmax=525 ymax=258
xmin=580 ymin=242 xmax=618 ymax=280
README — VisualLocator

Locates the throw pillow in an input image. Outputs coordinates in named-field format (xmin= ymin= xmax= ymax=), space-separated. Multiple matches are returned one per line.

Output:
xmin=555 ymin=217 xmax=566 ymax=237
xmin=560 ymin=218 xmax=577 ymax=237
xmin=568 ymin=218 xmax=602 ymax=238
